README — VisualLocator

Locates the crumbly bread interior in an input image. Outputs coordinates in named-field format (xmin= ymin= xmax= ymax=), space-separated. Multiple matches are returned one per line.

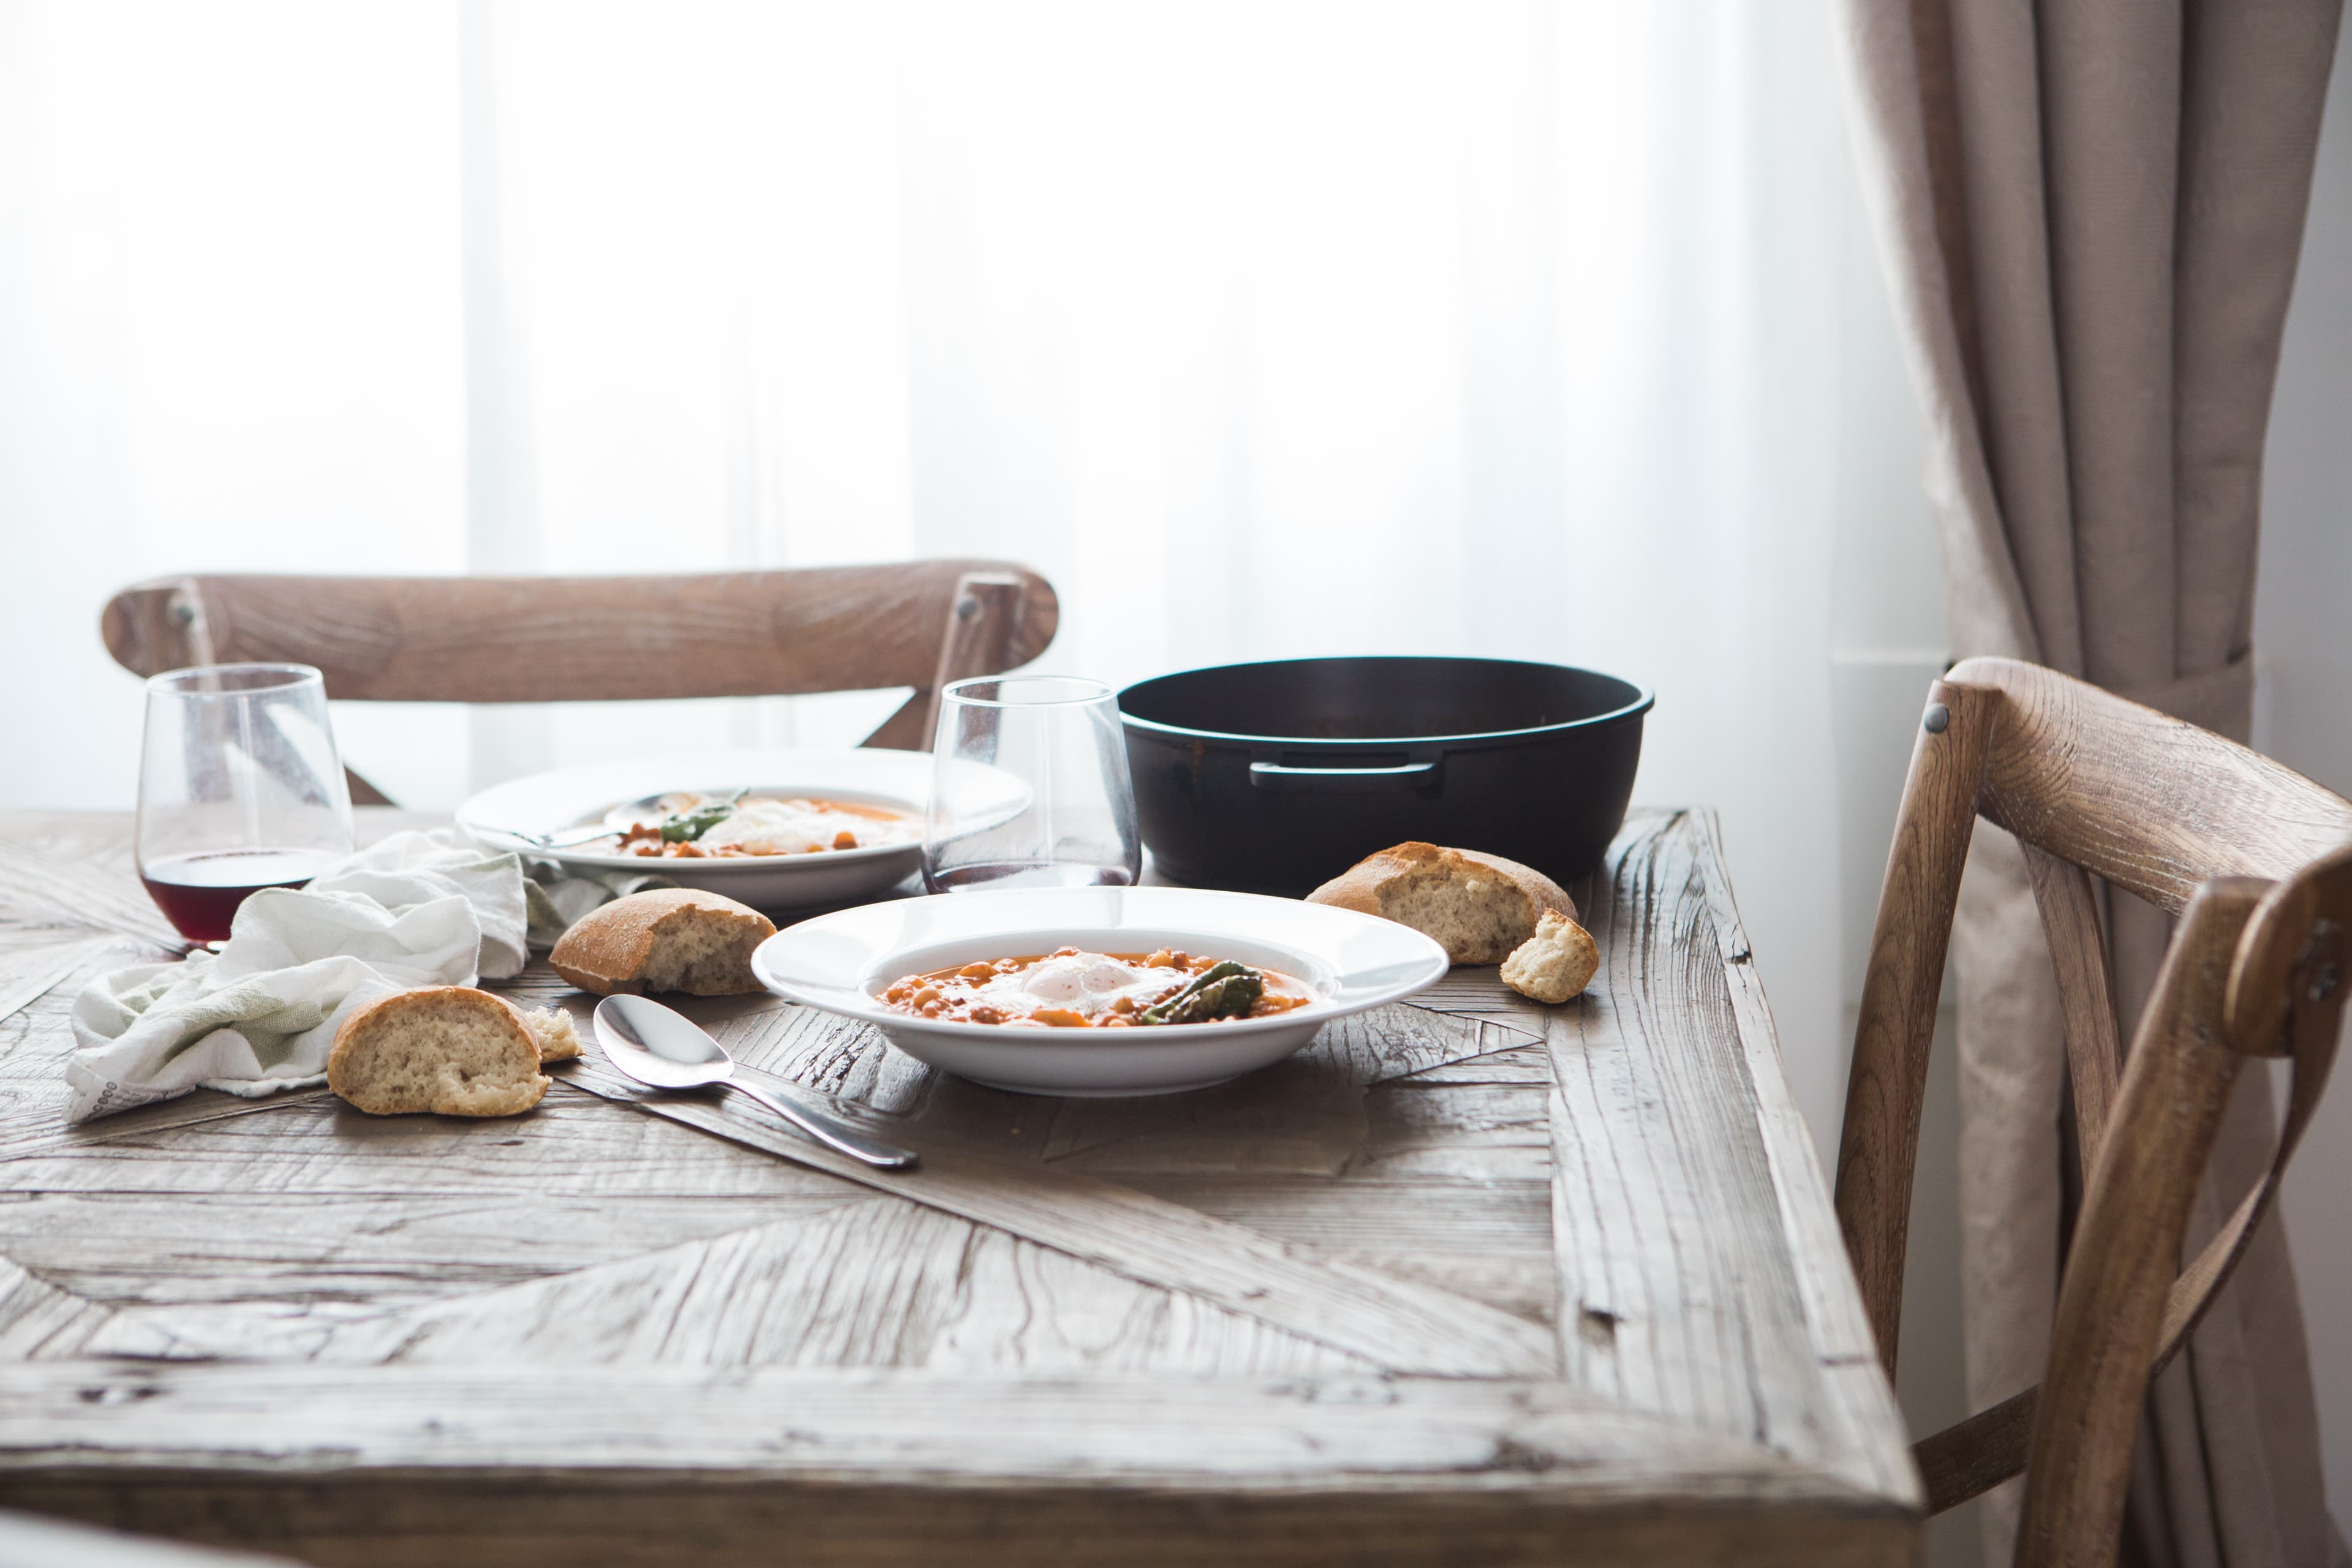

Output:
xmin=518 ymin=1004 xmax=581 ymax=1061
xmin=639 ymin=910 xmax=765 ymax=995
xmin=1377 ymin=867 xmax=1536 ymax=965
xmin=1500 ymin=909 xmax=1600 ymax=1004
xmin=330 ymin=992 xmax=549 ymax=1117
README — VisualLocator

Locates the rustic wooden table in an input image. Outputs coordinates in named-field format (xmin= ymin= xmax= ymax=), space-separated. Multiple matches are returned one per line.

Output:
xmin=0 ymin=807 xmax=1920 ymax=1566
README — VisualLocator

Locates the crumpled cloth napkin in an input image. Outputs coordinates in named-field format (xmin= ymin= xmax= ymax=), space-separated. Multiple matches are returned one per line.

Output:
xmin=65 ymin=831 xmax=666 ymax=1124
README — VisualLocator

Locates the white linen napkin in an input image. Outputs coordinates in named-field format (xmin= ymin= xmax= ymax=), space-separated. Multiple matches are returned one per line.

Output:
xmin=64 ymin=831 xmax=665 ymax=1123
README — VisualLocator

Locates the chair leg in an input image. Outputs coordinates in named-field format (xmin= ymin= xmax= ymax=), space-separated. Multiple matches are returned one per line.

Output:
xmin=1835 ymin=678 xmax=1994 ymax=1374
xmin=2012 ymin=878 xmax=2265 ymax=1568
xmin=862 ymin=571 xmax=1035 ymax=752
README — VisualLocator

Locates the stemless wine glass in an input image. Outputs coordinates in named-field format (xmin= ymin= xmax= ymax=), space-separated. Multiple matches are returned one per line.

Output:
xmin=136 ymin=663 xmax=355 ymax=943
xmin=923 ymin=676 xmax=1141 ymax=892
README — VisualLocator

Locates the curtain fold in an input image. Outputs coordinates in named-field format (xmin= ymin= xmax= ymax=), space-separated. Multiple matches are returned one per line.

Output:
xmin=1835 ymin=1 xmax=2345 ymax=1563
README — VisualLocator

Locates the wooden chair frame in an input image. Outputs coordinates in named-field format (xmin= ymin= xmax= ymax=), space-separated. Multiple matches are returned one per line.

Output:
xmin=101 ymin=562 xmax=1058 ymax=802
xmin=1834 ymin=655 xmax=2352 ymax=1566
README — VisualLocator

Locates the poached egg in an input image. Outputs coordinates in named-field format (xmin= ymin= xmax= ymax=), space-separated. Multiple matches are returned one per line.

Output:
xmin=973 ymin=952 xmax=1188 ymax=1020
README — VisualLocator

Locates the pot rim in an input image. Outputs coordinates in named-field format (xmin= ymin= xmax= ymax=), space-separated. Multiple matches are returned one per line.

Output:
xmin=1117 ymin=656 xmax=1655 ymax=749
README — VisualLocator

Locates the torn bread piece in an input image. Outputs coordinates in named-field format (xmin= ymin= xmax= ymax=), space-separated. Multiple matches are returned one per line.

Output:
xmin=549 ymin=888 xmax=777 ymax=997
xmin=1500 ymin=908 xmax=1600 ymax=1004
xmin=327 ymin=986 xmax=552 ymax=1117
xmin=515 ymin=1002 xmax=581 ymax=1061
xmin=1305 ymin=842 xmax=1576 ymax=965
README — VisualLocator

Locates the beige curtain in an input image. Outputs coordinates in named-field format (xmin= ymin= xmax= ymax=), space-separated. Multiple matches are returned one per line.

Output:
xmin=1833 ymin=2 xmax=2345 ymax=1564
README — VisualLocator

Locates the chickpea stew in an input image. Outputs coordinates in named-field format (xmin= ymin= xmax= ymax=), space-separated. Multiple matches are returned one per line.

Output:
xmin=880 ymin=948 xmax=1316 ymax=1028
xmin=591 ymin=791 xmax=918 ymax=859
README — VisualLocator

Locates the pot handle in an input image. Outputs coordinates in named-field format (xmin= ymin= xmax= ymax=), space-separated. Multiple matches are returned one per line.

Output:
xmin=1248 ymin=759 xmax=1441 ymax=794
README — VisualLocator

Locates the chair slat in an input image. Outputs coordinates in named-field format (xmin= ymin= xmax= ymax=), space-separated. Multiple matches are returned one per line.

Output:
xmin=1963 ymin=658 xmax=2351 ymax=913
xmin=101 ymin=564 xmax=1057 ymax=705
xmin=1913 ymin=1387 xmax=2035 ymax=1514
xmin=2021 ymin=842 xmax=2123 ymax=1180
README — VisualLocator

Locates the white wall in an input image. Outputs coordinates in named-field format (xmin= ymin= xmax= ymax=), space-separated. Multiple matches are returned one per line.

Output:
xmin=2253 ymin=13 xmax=2352 ymax=1529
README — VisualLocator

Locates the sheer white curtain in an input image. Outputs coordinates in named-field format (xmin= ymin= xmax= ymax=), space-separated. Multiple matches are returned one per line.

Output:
xmin=0 ymin=0 xmax=1909 ymax=1151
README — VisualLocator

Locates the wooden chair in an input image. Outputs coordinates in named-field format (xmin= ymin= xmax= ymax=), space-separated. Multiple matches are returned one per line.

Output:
xmin=100 ymin=562 xmax=1058 ymax=802
xmin=1834 ymin=655 xmax=2352 ymax=1566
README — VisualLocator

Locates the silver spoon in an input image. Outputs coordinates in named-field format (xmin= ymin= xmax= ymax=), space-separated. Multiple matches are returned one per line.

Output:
xmin=592 ymin=993 xmax=918 ymax=1170
xmin=511 ymin=821 xmax=627 ymax=850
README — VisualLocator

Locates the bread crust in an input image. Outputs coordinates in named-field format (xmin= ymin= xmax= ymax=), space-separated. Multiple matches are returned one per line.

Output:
xmin=548 ymin=888 xmax=778 ymax=997
xmin=1305 ymin=842 xmax=1577 ymax=946
xmin=327 ymin=986 xmax=549 ymax=1117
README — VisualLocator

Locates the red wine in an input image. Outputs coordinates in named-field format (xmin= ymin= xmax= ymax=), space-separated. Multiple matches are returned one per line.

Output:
xmin=926 ymin=861 xmax=1137 ymax=892
xmin=140 ymin=848 xmax=340 ymax=943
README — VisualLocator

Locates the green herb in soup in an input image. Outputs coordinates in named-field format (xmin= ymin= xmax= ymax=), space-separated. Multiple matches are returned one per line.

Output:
xmin=1136 ymin=960 xmax=1265 ymax=1025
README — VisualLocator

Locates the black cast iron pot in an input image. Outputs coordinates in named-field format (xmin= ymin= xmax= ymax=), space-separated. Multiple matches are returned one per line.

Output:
xmin=1118 ymin=656 xmax=1653 ymax=895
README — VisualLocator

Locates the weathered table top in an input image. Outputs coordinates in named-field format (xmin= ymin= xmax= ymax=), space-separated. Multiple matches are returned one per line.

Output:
xmin=0 ymin=807 xmax=1918 ymax=1566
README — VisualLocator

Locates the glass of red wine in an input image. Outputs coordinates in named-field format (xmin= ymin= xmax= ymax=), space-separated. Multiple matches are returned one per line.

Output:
xmin=137 ymin=663 xmax=355 ymax=944
xmin=922 ymin=676 xmax=1140 ymax=892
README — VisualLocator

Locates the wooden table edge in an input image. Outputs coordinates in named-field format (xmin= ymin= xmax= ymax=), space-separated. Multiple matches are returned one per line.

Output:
xmin=0 ymin=1362 xmax=1913 ymax=1512
xmin=1555 ymin=809 xmax=1923 ymax=1513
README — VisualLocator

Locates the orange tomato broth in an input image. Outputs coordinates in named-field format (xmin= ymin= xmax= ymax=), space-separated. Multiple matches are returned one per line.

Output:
xmin=880 ymin=948 xmax=1316 ymax=1028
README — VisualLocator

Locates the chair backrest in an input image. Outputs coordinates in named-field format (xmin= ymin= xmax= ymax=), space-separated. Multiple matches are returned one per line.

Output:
xmin=102 ymin=562 xmax=1058 ymax=800
xmin=1834 ymin=655 xmax=2352 ymax=1567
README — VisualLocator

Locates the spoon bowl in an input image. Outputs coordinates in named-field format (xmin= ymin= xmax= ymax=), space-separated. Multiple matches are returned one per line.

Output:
xmin=594 ymin=994 xmax=917 ymax=1170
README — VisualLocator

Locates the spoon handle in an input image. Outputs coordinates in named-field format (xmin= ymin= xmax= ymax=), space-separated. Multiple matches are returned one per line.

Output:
xmin=492 ymin=822 xmax=614 ymax=850
xmin=723 ymin=1079 xmax=919 ymax=1170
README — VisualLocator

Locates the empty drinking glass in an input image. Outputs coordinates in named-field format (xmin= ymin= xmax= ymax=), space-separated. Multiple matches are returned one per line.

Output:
xmin=136 ymin=663 xmax=355 ymax=943
xmin=923 ymin=676 xmax=1140 ymax=891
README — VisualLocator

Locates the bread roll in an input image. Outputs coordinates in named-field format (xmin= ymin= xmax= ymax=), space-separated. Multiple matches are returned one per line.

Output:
xmin=1305 ymin=842 xmax=1577 ymax=965
xmin=328 ymin=986 xmax=552 ymax=1117
xmin=549 ymin=888 xmax=777 ymax=997
xmin=1500 ymin=908 xmax=1600 ymax=1003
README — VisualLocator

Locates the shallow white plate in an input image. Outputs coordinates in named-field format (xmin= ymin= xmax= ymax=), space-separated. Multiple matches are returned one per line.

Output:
xmin=752 ymin=886 xmax=1450 ymax=1096
xmin=456 ymin=749 xmax=1016 ymax=913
